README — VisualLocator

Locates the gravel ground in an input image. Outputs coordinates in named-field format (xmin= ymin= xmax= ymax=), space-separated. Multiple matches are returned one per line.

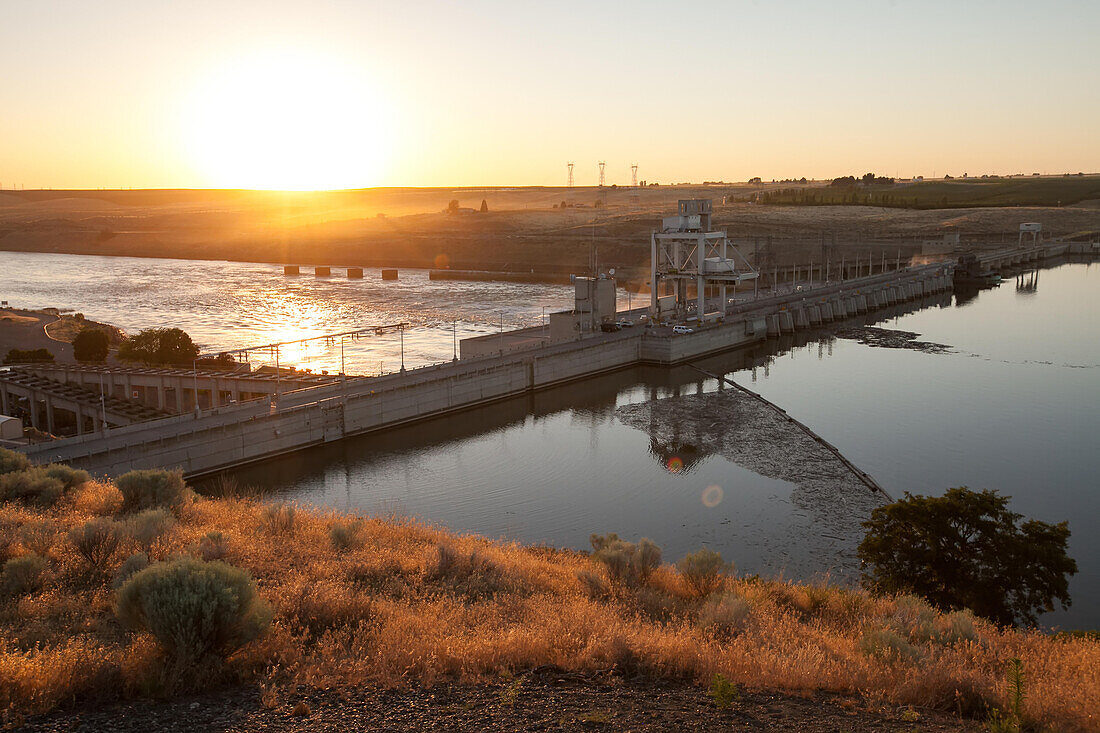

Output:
xmin=17 ymin=670 xmax=981 ymax=732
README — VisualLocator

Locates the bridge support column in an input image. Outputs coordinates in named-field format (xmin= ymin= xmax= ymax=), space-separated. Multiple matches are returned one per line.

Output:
xmin=174 ymin=387 xmax=183 ymax=414
xmin=157 ymin=379 xmax=166 ymax=410
xmin=0 ymin=384 xmax=8 ymax=416
xmin=45 ymin=396 xmax=56 ymax=435
xmin=28 ymin=393 xmax=40 ymax=430
xmin=75 ymin=404 xmax=85 ymax=436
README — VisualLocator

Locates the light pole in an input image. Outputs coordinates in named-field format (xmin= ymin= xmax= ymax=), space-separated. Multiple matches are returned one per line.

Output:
xmin=399 ymin=326 xmax=405 ymax=372
xmin=192 ymin=358 xmax=200 ymax=416
xmin=453 ymin=320 xmax=458 ymax=361
xmin=499 ymin=312 xmax=504 ymax=354
xmin=541 ymin=306 xmax=549 ymax=339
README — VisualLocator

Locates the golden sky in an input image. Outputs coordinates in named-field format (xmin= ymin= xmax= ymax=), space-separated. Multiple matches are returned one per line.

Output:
xmin=2 ymin=0 xmax=1098 ymax=190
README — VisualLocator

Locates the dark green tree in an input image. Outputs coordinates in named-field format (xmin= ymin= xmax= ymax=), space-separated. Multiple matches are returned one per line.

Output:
xmin=479 ymin=199 xmax=488 ymax=212
xmin=857 ymin=488 xmax=1077 ymax=627
xmin=72 ymin=327 xmax=109 ymax=362
xmin=3 ymin=348 xmax=54 ymax=364
xmin=117 ymin=328 xmax=200 ymax=366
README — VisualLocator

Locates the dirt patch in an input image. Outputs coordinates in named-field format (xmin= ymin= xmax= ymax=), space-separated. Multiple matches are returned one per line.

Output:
xmin=19 ymin=672 xmax=980 ymax=732
xmin=835 ymin=326 xmax=952 ymax=354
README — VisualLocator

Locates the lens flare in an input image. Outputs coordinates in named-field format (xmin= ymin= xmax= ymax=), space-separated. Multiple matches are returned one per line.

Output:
xmin=701 ymin=484 xmax=724 ymax=508
xmin=666 ymin=456 xmax=684 ymax=473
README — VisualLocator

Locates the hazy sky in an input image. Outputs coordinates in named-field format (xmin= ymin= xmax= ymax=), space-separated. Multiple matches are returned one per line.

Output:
xmin=2 ymin=0 xmax=1098 ymax=189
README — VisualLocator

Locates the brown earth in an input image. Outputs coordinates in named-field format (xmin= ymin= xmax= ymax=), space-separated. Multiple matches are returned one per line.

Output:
xmin=1 ymin=188 xmax=1097 ymax=284
xmin=17 ymin=672 xmax=981 ymax=732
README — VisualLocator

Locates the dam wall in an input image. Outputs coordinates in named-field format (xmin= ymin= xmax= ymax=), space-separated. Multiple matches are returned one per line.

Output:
xmin=19 ymin=261 xmax=971 ymax=478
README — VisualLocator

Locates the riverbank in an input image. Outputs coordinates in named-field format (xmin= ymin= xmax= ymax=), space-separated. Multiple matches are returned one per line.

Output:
xmin=0 ymin=462 xmax=1096 ymax=730
xmin=0 ymin=308 xmax=124 ymax=364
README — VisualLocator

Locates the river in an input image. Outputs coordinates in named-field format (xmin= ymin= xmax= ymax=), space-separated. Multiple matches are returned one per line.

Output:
xmin=2 ymin=252 xmax=1097 ymax=627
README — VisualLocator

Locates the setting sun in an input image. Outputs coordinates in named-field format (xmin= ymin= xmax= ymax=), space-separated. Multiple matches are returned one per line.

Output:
xmin=180 ymin=50 xmax=392 ymax=190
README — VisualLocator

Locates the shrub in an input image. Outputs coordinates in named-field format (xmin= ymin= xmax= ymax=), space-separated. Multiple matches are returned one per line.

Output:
xmin=112 ymin=552 xmax=150 ymax=589
xmin=42 ymin=464 xmax=90 ymax=490
xmin=261 ymin=503 xmax=296 ymax=533
xmin=577 ymin=569 xmax=608 ymax=599
xmin=2 ymin=347 xmax=54 ymax=364
xmin=124 ymin=509 xmax=175 ymax=550
xmin=677 ymin=548 xmax=728 ymax=597
xmin=1 ymin=553 xmax=48 ymax=597
xmin=69 ymin=518 xmax=122 ymax=570
xmin=698 ymin=592 xmax=752 ymax=637
xmin=19 ymin=519 xmax=57 ymax=556
xmin=0 ymin=468 xmax=65 ymax=506
xmin=197 ymin=531 xmax=228 ymax=562
xmin=115 ymin=469 xmax=190 ymax=512
xmin=708 ymin=673 xmax=740 ymax=709
xmin=73 ymin=480 xmax=124 ymax=515
xmin=115 ymin=558 xmax=272 ymax=664
xmin=0 ymin=448 xmax=30 ymax=475
xmin=329 ymin=519 xmax=363 ymax=552
xmin=859 ymin=628 xmax=922 ymax=663
xmin=426 ymin=544 xmax=516 ymax=601
xmin=589 ymin=533 xmax=662 ymax=588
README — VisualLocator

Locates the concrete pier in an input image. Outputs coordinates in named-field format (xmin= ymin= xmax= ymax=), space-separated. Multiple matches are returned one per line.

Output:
xmin=382 ymin=269 xmax=399 ymax=280
xmin=347 ymin=267 xmax=364 ymax=279
xmin=283 ymin=265 xmax=300 ymax=276
xmin=315 ymin=266 xmax=331 ymax=277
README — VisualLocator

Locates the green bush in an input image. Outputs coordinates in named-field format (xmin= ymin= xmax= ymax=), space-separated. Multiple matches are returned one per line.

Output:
xmin=112 ymin=552 xmax=150 ymax=589
xmin=124 ymin=508 xmax=175 ymax=550
xmin=69 ymin=518 xmax=122 ymax=570
xmin=0 ymin=468 xmax=66 ymax=506
xmin=2 ymin=348 xmax=54 ymax=365
xmin=1 ymin=553 xmax=48 ymax=597
xmin=329 ymin=519 xmax=363 ymax=551
xmin=115 ymin=558 xmax=272 ymax=664
xmin=0 ymin=448 xmax=31 ymax=475
xmin=115 ymin=469 xmax=190 ymax=512
xmin=42 ymin=463 xmax=90 ymax=490
xmin=589 ymin=533 xmax=662 ymax=587
xmin=677 ymin=548 xmax=728 ymax=597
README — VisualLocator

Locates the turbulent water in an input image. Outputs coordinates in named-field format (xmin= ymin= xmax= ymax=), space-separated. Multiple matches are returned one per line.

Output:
xmin=0 ymin=251 xmax=575 ymax=374
xmin=3 ymin=252 xmax=1098 ymax=627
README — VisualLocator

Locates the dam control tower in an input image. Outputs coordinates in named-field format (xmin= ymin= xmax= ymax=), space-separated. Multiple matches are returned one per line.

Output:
xmin=650 ymin=199 xmax=758 ymax=323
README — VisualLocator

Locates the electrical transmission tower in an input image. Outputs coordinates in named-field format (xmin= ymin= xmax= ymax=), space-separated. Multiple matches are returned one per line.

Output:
xmin=631 ymin=163 xmax=638 ymax=187
xmin=598 ymin=161 xmax=606 ymax=187
xmin=567 ymin=162 xmax=574 ymax=188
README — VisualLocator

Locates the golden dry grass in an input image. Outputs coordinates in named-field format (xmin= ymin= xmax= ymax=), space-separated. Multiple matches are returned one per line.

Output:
xmin=0 ymin=480 xmax=1097 ymax=730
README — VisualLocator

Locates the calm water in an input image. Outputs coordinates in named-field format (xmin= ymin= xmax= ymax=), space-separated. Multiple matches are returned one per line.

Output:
xmin=3 ymin=252 xmax=1097 ymax=627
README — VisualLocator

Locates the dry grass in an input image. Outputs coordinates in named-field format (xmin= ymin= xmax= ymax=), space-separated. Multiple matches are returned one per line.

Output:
xmin=0 ymin=480 xmax=1097 ymax=730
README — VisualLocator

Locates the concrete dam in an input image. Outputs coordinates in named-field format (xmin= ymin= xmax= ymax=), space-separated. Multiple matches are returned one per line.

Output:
xmin=10 ymin=236 xmax=1065 ymax=480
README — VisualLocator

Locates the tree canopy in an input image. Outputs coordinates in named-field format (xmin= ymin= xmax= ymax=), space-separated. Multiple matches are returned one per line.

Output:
xmin=117 ymin=328 xmax=200 ymax=366
xmin=857 ymin=487 xmax=1077 ymax=627
xmin=72 ymin=327 xmax=109 ymax=362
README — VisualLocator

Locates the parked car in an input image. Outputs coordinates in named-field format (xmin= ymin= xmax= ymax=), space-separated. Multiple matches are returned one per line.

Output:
xmin=600 ymin=322 xmax=621 ymax=332
xmin=616 ymin=319 xmax=634 ymax=328
xmin=672 ymin=325 xmax=694 ymax=334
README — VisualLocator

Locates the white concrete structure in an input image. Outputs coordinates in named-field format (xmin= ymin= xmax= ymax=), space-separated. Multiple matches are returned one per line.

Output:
xmin=651 ymin=199 xmax=758 ymax=323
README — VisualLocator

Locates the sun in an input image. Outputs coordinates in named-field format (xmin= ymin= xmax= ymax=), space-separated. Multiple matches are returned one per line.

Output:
xmin=181 ymin=50 xmax=392 ymax=190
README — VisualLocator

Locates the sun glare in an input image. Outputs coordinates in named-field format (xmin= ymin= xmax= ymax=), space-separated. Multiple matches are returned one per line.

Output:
xmin=181 ymin=51 xmax=391 ymax=190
